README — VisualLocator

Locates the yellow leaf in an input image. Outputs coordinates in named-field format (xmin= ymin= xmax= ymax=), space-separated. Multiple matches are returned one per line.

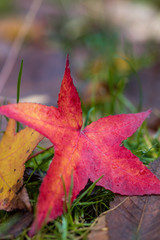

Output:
xmin=0 ymin=119 xmax=43 ymax=211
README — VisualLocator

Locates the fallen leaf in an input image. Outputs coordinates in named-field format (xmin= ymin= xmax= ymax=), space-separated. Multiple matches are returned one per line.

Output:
xmin=0 ymin=57 xmax=160 ymax=236
xmin=88 ymin=215 xmax=108 ymax=240
xmin=0 ymin=211 xmax=33 ymax=239
xmin=88 ymin=158 xmax=160 ymax=240
xmin=0 ymin=119 xmax=43 ymax=211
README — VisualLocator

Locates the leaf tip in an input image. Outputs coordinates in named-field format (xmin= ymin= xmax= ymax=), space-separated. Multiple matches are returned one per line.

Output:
xmin=146 ymin=109 xmax=152 ymax=118
xmin=65 ymin=54 xmax=70 ymax=72
xmin=28 ymin=221 xmax=37 ymax=237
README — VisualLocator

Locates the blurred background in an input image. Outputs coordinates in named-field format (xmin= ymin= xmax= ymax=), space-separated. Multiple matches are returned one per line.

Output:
xmin=0 ymin=1 xmax=160 ymax=237
xmin=0 ymin=0 xmax=160 ymax=130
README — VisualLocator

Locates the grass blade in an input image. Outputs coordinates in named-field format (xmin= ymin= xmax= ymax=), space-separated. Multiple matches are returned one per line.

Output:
xmin=16 ymin=60 xmax=23 ymax=132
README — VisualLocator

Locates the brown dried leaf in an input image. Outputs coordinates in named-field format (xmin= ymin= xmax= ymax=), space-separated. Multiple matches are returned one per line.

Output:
xmin=88 ymin=158 xmax=160 ymax=240
xmin=0 ymin=211 xmax=33 ymax=239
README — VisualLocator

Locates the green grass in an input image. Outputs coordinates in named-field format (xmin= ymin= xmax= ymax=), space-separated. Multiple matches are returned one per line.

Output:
xmin=0 ymin=161 xmax=114 ymax=239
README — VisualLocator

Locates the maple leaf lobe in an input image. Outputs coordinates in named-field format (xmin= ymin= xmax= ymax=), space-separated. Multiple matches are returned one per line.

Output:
xmin=58 ymin=55 xmax=82 ymax=130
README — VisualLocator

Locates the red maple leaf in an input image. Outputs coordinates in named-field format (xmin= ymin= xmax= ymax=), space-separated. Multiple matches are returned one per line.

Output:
xmin=0 ymin=56 xmax=160 ymax=236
